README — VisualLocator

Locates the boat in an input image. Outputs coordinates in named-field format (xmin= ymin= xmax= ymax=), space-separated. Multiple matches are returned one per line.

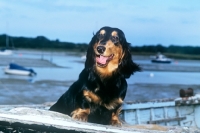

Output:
xmin=4 ymin=63 xmax=37 ymax=76
xmin=0 ymin=95 xmax=200 ymax=132
xmin=0 ymin=48 xmax=12 ymax=55
xmin=121 ymin=94 xmax=200 ymax=128
xmin=0 ymin=34 xmax=13 ymax=55
xmin=151 ymin=53 xmax=172 ymax=63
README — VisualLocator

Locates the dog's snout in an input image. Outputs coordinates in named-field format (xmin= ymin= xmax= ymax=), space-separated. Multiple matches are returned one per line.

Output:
xmin=97 ymin=46 xmax=106 ymax=54
xmin=100 ymin=41 xmax=106 ymax=45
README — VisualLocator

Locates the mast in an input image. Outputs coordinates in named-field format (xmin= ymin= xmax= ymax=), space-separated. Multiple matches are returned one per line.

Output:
xmin=6 ymin=35 xmax=9 ymax=48
xmin=6 ymin=22 xmax=9 ymax=48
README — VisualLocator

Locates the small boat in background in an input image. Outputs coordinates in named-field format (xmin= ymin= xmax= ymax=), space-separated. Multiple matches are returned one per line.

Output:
xmin=4 ymin=63 xmax=37 ymax=76
xmin=0 ymin=33 xmax=14 ymax=55
xmin=151 ymin=53 xmax=172 ymax=63
xmin=0 ymin=48 xmax=12 ymax=55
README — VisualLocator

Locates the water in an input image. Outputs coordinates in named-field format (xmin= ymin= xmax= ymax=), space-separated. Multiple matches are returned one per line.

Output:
xmin=0 ymin=52 xmax=200 ymax=85
xmin=134 ymin=59 xmax=200 ymax=67
xmin=0 ymin=53 xmax=84 ymax=82
xmin=127 ymin=71 xmax=200 ymax=85
xmin=1 ymin=51 xmax=200 ymax=103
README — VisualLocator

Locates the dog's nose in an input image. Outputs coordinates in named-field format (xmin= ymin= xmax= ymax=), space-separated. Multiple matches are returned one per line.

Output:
xmin=97 ymin=46 xmax=106 ymax=54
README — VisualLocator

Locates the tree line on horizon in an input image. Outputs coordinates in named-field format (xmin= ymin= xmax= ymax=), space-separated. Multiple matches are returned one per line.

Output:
xmin=0 ymin=34 xmax=200 ymax=55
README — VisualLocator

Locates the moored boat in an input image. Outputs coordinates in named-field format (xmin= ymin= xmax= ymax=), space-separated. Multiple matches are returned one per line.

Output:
xmin=0 ymin=33 xmax=14 ymax=55
xmin=151 ymin=53 xmax=172 ymax=63
xmin=0 ymin=48 xmax=12 ymax=55
xmin=4 ymin=63 xmax=37 ymax=76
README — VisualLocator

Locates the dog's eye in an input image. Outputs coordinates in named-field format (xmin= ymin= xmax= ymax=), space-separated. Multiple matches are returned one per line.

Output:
xmin=98 ymin=34 xmax=105 ymax=40
xmin=110 ymin=36 xmax=119 ymax=44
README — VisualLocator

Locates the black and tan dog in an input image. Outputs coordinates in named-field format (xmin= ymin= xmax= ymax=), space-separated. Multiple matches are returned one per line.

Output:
xmin=50 ymin=26 xmax=140 ymax=125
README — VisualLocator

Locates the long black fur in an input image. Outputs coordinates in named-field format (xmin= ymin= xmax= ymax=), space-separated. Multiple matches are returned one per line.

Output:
xmin=50 ymin=26 xmax=140 ymax=125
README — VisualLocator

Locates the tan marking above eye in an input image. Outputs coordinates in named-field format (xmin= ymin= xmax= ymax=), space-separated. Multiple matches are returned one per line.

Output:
xmin=111 ymin=31 xmax=119 ymax=43
xmin=111 ymin=31 xmax=118 ymax=36
xmin=100 ymin=30 xmax=106 ymax=35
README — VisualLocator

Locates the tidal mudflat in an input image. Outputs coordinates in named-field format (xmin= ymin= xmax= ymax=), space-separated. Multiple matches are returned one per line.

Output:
xmin=0 ymin=49 xmax=200 ymax=105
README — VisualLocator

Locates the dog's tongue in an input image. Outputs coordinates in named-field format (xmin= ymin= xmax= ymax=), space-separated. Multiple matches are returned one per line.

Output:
xmin=96 ymin=55 xmax=108 ymax=64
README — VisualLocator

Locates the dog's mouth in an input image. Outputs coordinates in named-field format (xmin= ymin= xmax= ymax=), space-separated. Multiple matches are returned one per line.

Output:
xmin=96 ymin=54 xmax=114 ymax=67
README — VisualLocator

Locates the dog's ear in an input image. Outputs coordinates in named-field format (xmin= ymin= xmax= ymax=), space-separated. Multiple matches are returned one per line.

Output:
xmin=119 ymin=39 xmax=141 ymax=78
xmin=85 ymin=34 xmax=97 ymax=69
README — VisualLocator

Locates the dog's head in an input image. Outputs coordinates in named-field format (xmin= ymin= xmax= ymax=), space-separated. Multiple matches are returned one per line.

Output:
xmin=85 ymin=26 xmax=140 ymax=79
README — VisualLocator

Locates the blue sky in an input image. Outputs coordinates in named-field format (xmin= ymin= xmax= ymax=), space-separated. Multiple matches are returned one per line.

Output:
xmin=0 ymin=0 xmax=200 ymax=46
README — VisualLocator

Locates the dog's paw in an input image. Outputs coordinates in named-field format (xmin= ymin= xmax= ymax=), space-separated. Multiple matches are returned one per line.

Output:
xmin=71 ymin=108 xmax=90 ymax=122
xmin=110 ymin=119 xmax=122 ymax=127
xmin=72 ymin=113 xmax=88 ymax=121
xmin=110 ymin=111 xmax=122 ymax=126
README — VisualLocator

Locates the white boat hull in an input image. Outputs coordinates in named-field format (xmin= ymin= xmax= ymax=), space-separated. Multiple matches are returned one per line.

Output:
xmin=0 ymin=50 xmax=12 ymax=55
xmin=151 ymin=53 xmax=172 ymax=63
xmin=4 ymin=67 xmax=32 ymax=76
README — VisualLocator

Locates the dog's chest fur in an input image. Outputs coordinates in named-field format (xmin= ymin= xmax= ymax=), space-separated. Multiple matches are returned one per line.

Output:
xmin=83 ymin=75 xmax=124 ymax=111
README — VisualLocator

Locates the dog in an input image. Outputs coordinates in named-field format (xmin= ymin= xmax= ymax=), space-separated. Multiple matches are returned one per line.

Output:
xmin=50 ymin=26 xmax=141 ymax=125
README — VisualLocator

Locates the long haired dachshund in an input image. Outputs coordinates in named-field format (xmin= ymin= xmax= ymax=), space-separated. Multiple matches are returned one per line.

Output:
xmin=50 ymin=26 xmax=140 ymax=125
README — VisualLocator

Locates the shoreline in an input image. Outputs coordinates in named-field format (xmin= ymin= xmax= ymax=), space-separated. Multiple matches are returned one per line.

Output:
xmin=1 ymin=50 xmax=200 ymax=72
